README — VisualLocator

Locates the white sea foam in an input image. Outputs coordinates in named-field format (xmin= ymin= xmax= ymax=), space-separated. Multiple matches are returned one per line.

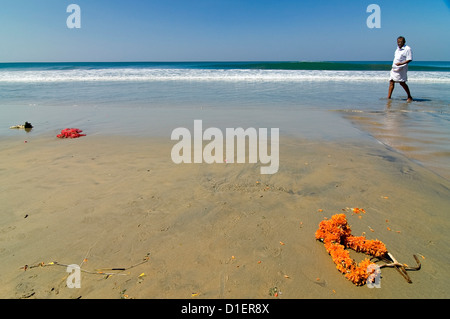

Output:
xmin=0 ymin=68 xmax=449 ymax=83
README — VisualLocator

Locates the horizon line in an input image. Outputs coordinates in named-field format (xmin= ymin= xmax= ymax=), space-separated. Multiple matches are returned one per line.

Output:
xmin=1 ymin=60 xmax=449 ymax=64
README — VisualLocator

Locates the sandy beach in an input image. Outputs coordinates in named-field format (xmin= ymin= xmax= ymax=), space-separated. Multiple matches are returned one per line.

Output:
xmin=2 ymin=0 xmax=450 ymax=304
xmin=1 ymin=132 xmax=449 ymax=299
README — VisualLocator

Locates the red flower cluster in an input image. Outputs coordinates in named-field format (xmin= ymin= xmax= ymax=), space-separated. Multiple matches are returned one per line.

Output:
xmin=57 ymin=128 xmax=86 ymax=139
xmin=315 ymin=214 xmax=387 ymax=286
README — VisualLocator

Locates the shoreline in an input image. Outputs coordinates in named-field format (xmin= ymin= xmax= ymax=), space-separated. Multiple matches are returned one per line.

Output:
xmin=3 ymin=103 xmax=449 ymax=182
xmin=1 ymin=133 xmax=449 ymax=298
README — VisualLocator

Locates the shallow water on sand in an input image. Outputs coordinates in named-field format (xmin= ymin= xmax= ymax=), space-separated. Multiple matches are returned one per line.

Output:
xmin=342 ymin=96 xmax=450 ymax=179
xmin=1 ymin=69 xmax=449 ymax=179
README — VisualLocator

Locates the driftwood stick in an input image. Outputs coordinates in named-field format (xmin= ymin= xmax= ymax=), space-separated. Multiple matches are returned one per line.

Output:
xmin=379 ymin=253 xmax=421 ymax=270
xmin=20 ymin=253 xmax=150 ymax=277
xmin=378 ymin=253 xmax=421 ymax=283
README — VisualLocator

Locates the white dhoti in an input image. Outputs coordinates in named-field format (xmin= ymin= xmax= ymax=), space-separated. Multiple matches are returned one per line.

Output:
xmin=389 ymin=65 xmax=408 ymax=82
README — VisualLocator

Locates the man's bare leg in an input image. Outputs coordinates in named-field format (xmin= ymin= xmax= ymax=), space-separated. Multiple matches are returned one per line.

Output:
xmin=399 ymin=82 xmax=413 ymax=102
xmin=388 ymin=80 xmax=395 ymax=99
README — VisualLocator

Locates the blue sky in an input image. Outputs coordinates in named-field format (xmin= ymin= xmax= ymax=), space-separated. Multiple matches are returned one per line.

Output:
xmin=0 ymin=0 xmax=449 ymax=62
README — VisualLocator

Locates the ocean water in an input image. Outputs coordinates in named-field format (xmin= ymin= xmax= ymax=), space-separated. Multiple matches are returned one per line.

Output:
xmin=1 ymin=61 xmax=449 ymax=178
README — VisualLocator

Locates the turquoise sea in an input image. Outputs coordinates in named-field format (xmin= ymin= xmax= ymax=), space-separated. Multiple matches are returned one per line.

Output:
xmin=1 ymin=61 xmax=449 ymax=178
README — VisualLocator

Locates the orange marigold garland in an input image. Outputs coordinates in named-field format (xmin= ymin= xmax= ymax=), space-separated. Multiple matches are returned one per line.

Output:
xmin=315 ymin=214 xmax=387 ymax=286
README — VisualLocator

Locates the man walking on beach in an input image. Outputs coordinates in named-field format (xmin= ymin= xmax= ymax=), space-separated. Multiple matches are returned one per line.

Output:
xmin=388 ymin=36 xmax=413 ymax=102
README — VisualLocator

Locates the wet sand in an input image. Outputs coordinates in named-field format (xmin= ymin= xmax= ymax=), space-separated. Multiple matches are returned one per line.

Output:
xmin=1 ymin=132 xmax=449 ymax=299
xmin=342 ymin=98 xmax=450 ymax=181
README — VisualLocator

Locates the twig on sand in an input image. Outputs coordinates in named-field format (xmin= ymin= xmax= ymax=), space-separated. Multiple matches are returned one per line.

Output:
xmin=377 ymin=252 xmax=421 ymax=283
xmin=20 ymin=252 xmax=151 ymax=277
